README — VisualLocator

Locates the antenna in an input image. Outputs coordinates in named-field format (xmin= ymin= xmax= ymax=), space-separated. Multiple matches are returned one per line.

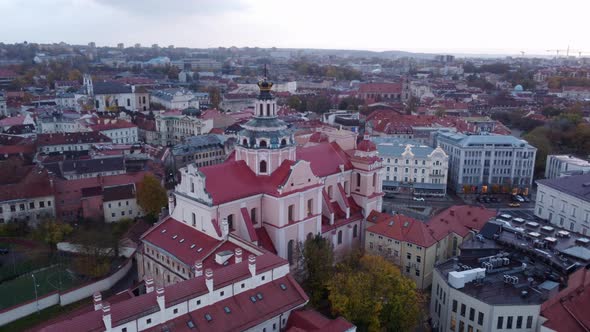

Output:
xmin=263 ymin=64 xmax=268 ymax=79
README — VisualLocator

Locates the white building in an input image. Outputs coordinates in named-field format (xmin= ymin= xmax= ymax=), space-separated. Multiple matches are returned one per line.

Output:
xmin=431 ymin=263 xmax=541 ymax=332
xmin=88 ymin=118 xmax=139 ymax=144
xmin=545 ymin=154 xmax=590 ymax=179
xmin=0 ymin=167 xmax=56 ymax=224
xmin=535 ymin=173 xmax=590 ymax=235
xmin=102 ymin=184 xmax=142 ymax=223
xmin=91 ymin=81 xmax=150 ymax=112
xmin=37 ymin=112 xmax=89 ymax=134
xmin=435 ymin=132 xmax=536 ymax=195
xmin=155 ymin=111 xmax=213 ymax=146
xmin=150 ymin=88 xmax=200 ymax=110
xmin=36 ymin=132 xmax=111 ymax=153
xmin=375 ymin=138 xmax=449 ymax=196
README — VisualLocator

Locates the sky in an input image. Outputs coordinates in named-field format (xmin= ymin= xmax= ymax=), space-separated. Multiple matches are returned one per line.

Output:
xmin=1 ymin=0 xmax=589 ymax=55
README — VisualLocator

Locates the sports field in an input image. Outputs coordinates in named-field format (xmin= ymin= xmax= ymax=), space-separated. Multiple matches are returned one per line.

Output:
xmin=0 ymin=265 xmax=84 ymax=309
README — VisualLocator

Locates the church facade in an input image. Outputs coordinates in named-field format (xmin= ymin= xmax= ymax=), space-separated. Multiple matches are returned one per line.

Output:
xmin=139 ymin=76 xmax=384 ymax=285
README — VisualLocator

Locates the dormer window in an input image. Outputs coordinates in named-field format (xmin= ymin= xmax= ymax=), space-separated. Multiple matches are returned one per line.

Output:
xmin=280 ymin=139 xmax=287 ymax=147
xmin=242 ymin=138 xmax=248 ymax=146
xmin=259 ymin=140 xmax=267 ymax=148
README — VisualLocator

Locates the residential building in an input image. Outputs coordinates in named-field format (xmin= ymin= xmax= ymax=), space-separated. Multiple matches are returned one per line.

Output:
xmin=0 ymin=114 xmax=35 ymax=133
xmin=171 ymin=58 xmax=222 ymax=71
xmin=375 ymin=139 xmax=448 ymax=196
xmin=545 ymin=154 xmax=590 ymax=179
xmin=135 ymin=117 xmax=158 ymax=145
xmin=429 ymin=215 xmax=590 ymax=332
xmin=37 ymin=111 xmax=88 ymax=133
xmin=154 ymin=111 xmax=213 ymax=146
xmin=435 ymin=132 xmax=536 ymax=195
xmin=365 ymin=205 xmax=496 ymax=289
xmin=92 ymin=81 xmax=150 ymax=112
xmin=37 ymin=132 xmax=111 ymax=154
xmin=0 ymin=165 xmax=55 ymax=224
xmin=170 ymin=134 xmax=234 ymax=170
xmin=357 ymin=82 xmax=403 ymax=102
xmin=88 ymin=118 xmax=138 ymax=144
xmin=165 ymin=77 xmax=383 ymax=265
xmin=45 ymin=156 xmax=126 ymax=180
xmin=150 ymin=88 xmax=201 ymax=110
xmin=220 ymin=94 xmax=256 ymax=113
xmin=535 ymin=173 xmax=590 ymax=235
xmin=102 ymin=184 xmax=142 ymax=222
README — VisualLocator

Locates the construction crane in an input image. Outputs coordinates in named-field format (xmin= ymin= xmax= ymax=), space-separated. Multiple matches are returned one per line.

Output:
xmin=546 ymin=46 xmax=571 ymax=58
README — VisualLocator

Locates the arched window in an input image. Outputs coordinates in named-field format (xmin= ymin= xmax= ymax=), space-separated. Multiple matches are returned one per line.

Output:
xmin=259 ymin=140 xmax=267 ymax=148
xmin=337 ymin=230 xmax=343 ymax=244
xmin=287 ymin=240 xmax=294 ymax=265
xmin=242 ymin=138 xmax=248 ymax=146
xmin=280 ymin=139 xmax=287 ymax=147
xmin=259 ymin=160 xmax=267 ymax=173
xmin=266 ymin=104 xmax=271 ymax=116
xmin=353 ymin=225 xmax=358 ymax=238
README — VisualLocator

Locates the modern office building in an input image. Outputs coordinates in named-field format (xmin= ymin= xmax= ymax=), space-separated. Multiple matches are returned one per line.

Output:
xmin=435 ymin=132 xmax=536 ymax=195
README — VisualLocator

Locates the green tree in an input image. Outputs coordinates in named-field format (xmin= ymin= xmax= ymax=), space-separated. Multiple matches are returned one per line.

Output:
xmin=524 ymin=127 xmax=553 ymax=176
xmin=300 ymin=234 xmax=334 ymax=306
xmin=327 ymin=255 xmax=422 ymax=332
xmin=137 ymin=175 xmax=167 ymax=220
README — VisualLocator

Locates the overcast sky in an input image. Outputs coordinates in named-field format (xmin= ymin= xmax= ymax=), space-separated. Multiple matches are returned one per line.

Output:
xmin=1 ymin=0 xmax=588 ymax=55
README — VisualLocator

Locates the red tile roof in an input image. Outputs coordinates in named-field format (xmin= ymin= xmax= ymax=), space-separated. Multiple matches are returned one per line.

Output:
xmin=0 ymin=115 xmax=29 ymax=127
xmin=296 ymin=142 xmax=352 ymax=177
xmin=255 ymin=227 xmax=277 ymax=254
xmin=541 ymin=284 xmax=590 ymax=332
xmin=287 ymin=309 xmax=355 ymax=332
xmin=0 ymin=166 xmax=53 ymax=202
xmin=427 ymin=205 xmax=495 ymax=240
xmin=88 ymin=119 xmax=137 ymax=131
xmin=37 ymin=132 xmax=111 ymax=147
xmin=366 ymin=211 xmax=437 ymax=247
xmin=358 ymin=83 xmax=402 ymax=94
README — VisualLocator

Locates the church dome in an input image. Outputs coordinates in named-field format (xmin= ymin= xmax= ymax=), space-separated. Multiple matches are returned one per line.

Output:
xmin=357 ymin=139 xmax=377 ymax=152
xmin=514 ymin=84 xmax=524 ymax=92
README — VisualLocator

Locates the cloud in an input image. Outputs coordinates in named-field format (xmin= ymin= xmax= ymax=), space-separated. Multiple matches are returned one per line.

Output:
xmin=92 ymin=0 xmax=246 ymax=17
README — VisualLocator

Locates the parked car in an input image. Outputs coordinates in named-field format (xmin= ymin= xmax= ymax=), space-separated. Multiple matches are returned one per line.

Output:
xmin=512 ymin=195 xmax=524 ymax=202
xmin=508 ymin=202 xmax=521 ymax=207
xmin=413 ymin=197 xmax=425 ymax=202
xmin=384 ymin=192 xmax=396 ymax=199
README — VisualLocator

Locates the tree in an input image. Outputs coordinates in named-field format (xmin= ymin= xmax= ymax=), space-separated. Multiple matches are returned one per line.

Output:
xmin=300 ymin=234 xmax=334 ymax=306
xmin=327 ymin=255 xmax=422 ymax=332
xmin=137 ymin=175 xmax=167 ymax=220
xmin=524 ymin=127 xmax=552 ymax=176
xmin=71 ymin=226 xmax=115 ymax=278
xmin=206 ymin=86 xmax=221 ymax=109
xmin=32 ymin=219 xmax=73 ymax=250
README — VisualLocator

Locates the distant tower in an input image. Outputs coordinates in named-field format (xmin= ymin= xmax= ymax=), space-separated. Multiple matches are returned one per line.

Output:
xmin=83 ymin=74 xmax=94 ymax=97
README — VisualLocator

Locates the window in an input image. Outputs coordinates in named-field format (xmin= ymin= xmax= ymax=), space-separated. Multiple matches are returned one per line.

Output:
xmin=452 ymin=300 xmax=457 ymax=312
xmin=288 ymin=205 xmax=295 ymax=222
xmin=415 ymin=269 xmax=420 ymax=276
xmin=227 ymin=214 xmax=234 ymax=230
xmin=356 ymin=173 xmax=361 ymax=187
xmin=40 ymin=201 xmax=45 ymax=208
xmin=459 ymin=321 xmax=465 ymax=332
xmin=259 ymin=160 xmax=267 ymax=173
xmin=328 ymin=185 xmax=333 ymax=199
xmin=259 ymin=140 xmax=267 ymax=148
xmin=337 ymin=230 xmax=343 ymax=244
xmin=497 ymin=316 xmax=504 ymax=329
xmin=288 ymin=240 xmax=294 ymax=265
xmin=353 ymin=224 xmax=358 ymax=238
xmin=173 ymin=308 xmax=178 ymax=314
xmin=29 ymin=202 xmax=34 ymax=209
xmin=516 ymin=316 xmax=522 ymax=329
xmin=407 ymin=253 xmax=412 ymax=260
xmin=220 ymin=291 xmax=224 ymax=296
xmin=450 ymin=316 xmax=457 ymax=331
xmin=307 ymin=199 xmax=313 ymax=216
xmin=192 ymin=213 xmax=196 ymax=227
xmin=417 ymin=255 xmax=421 ymax=263
xmin=478 ymin=312 xmax=484 ymax=325
xmin=526 ymin=316 xmax=533 ymax=328
xmin=469 ymin=308 xmax=475 ymax=321
xmin=460 ymin=304 xmax=466 ymax=317
xmin=507 ymin=316 xmax=513 ymax=329
xmin=147 ymin=318 xmax=152 ymax=324
xmin=251 ymin=208 xmax=257 ymax=223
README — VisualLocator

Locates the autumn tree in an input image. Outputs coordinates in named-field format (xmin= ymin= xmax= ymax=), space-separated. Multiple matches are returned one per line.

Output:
xmin=137 ymin=175 xmax=167 ymax=220
xmin=327 ymin=255 xmax=422 ymax=332
xmin=32 ymin=219 xmax=73 ymax=251
xmin=299 ymin=234 xmax=334 ymax=306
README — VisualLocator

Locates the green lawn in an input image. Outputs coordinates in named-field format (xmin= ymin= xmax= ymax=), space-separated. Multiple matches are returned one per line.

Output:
xmin=0 ymin=265 xmax=84 ymax=310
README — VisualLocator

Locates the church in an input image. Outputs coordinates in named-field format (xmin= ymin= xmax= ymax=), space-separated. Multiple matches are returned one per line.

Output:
xmin=138 ymin=75 xmax=384 ymax=286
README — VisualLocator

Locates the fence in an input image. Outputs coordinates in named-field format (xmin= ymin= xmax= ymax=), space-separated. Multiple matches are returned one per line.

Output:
xmin=0 ymin=258 xmax=133 ymax=326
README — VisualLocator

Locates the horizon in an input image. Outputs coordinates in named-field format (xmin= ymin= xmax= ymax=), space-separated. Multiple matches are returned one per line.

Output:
xmin=1 ymin=0 xmax=589 ymax=58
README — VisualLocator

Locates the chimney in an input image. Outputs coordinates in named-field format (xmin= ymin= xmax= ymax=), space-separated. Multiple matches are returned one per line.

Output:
xmin=102 ymin=302 xmax=111 ymax=331
xmin=156 ymin=287 xmax=165 ymax=311
xmin=93 ymin=292 xmax=102 ymax=311
xmin=235 ymin=248 xmax=243 ymax=264
xmin=248 ymin=255 xmax=256 ymax=277
xmin=145 ymin=277 xmax=155 ymax=293
xmin=205 ymin=268 xmax=214 ymax=292
xmin=194 ymin=262 xmax=203 ymax=277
